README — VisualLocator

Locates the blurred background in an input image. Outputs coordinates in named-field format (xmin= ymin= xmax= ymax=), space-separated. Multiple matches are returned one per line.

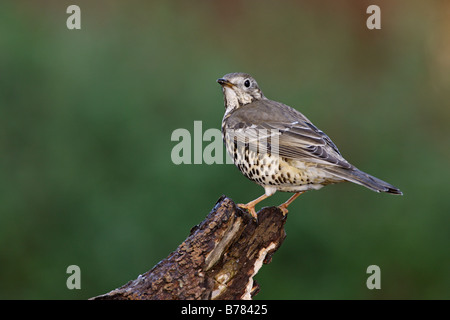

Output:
xmin=0 ymin=0 xmax=449 ymax=299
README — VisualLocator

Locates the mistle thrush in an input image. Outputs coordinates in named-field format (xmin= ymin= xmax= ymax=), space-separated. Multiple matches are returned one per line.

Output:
xmin=217 ymin=72 xmax=402 ymax=219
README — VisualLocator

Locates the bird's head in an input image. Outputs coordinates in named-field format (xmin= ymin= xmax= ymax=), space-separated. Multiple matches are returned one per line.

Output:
xmin=217 ymin=73 xmax=265 ymax=114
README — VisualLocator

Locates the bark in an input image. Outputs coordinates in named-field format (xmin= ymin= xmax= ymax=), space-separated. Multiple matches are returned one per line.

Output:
xmin=90 ymin=195 xmax=288 ymax=300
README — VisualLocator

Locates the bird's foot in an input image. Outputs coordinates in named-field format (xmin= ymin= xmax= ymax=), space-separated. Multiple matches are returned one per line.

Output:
xmin=277 ymin=204 xmax=289 ymax=216
xmin=236 ymin=193 xmax=271 ymax=221
xmin=237 ymin=203 xmax=258 ymax=220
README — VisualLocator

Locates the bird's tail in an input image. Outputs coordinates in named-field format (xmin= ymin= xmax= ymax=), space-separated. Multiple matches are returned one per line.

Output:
xmin=325 ymin=167 xmax=403 ymax=195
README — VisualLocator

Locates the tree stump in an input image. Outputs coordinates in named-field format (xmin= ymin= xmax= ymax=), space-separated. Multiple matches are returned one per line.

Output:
xmin=91 ymin=195 xmax=288 ymax=300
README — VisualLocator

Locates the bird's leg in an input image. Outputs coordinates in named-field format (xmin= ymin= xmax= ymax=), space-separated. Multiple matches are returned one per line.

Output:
xmin=278 ymin=191 xmax=305 ymax=215
xmin=238 ymin=193 xmax=270 ymax=220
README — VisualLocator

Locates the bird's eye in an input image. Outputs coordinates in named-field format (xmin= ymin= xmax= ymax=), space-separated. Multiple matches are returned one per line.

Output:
xmin=244 ymin=79 xmax=251 ymax=88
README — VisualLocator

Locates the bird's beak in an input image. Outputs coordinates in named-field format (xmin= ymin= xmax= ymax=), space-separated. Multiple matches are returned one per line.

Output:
xmin=217 ymin=78 xmax=234 ymax=88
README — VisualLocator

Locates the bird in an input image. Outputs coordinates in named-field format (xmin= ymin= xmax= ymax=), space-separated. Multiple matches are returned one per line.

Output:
xmin=217 ymin=72 xmax=402 ymax=219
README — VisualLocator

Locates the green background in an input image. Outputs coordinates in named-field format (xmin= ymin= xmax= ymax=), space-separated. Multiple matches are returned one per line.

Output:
xmin=1 ymin=0 xmax=449 ymax=299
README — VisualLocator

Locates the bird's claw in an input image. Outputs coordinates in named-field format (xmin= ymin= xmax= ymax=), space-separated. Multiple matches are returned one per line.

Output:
xmin=237 ymin=203 xmax=258 ymax=221
xmin=277 ymin=204 xmax=289 ymax=216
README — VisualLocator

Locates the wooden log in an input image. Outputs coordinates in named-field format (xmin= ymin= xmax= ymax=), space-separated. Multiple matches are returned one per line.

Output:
xmin=91 ymin=195 xmax=288 ymax=300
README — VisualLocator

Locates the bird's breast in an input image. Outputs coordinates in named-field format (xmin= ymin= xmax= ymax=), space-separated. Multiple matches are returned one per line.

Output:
xmin=223 ymin=134 xmax=339 ymax=192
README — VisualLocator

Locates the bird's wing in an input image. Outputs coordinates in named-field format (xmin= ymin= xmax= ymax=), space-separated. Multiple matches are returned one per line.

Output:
xmin=224 ymin=99 xmax=352 ymax=169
